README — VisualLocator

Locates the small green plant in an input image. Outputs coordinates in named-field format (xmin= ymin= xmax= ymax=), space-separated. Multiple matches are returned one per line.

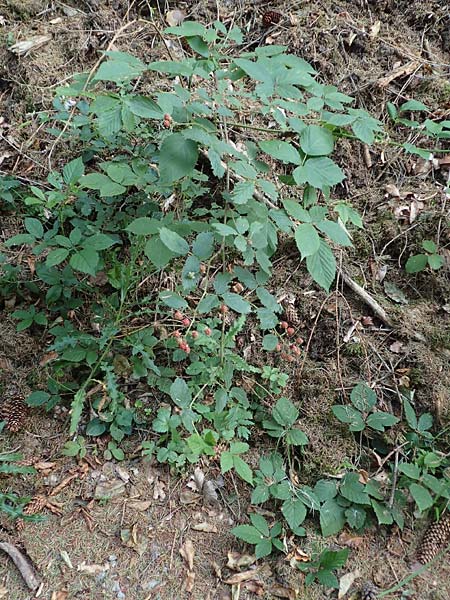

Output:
xmin=0 ymin=439 xmax=36 ymax=520
xmin=61 ymin=436 xmax=87 ymax=459
xmin=220 ymin=441 xmax=253 ymax=484
xmin=297 ymin=547 xmax=349 ymax=589
xmin=263 ymin=396 xmax=309 ymax=448
xmin=11 ymin=305 xmax=48 ymax=331
xmin=231 ymin=513 xmax=284 ymax=558
xmin=405 ymin=240 xmax=444 ymax=274
xmin=332 ymin=382 xmax=399 ymax=433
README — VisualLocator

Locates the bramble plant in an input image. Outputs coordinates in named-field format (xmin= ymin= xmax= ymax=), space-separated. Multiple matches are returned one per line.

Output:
xmin=1 ymin=18 xmax=449 ymax=552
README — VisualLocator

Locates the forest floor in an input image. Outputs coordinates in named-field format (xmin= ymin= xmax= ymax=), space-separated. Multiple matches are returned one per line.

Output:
xmin=0 ymin=0 xmax=449 ymax=599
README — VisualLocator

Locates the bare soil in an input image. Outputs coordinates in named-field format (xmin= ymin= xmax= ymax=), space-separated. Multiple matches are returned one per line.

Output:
xmin=1 ymin=1 xmax=450 ymax=599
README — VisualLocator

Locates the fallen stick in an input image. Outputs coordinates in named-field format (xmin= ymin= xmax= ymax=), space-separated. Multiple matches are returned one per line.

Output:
xmin=0 ymin=541 xmax=41 ymax=590
xmin=340 ymin=270 xmax=426 ymax=343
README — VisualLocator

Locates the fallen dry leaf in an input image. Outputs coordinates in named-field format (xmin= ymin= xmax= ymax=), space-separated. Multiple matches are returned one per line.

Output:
xmin=94 ymin=479 xmax=126 ymax=499
xmin=369 ymin=20 xmax=381 ymax=38
xmin=338 ymin=569 xmax=360 ymax=598
xmin=286 ymin=547 xmax=310 ymax=565
xmin=128 ymin=499 xmax=152 ymax=511
xmin=377 ymin=61 xmax=420 ymax=88
xmin=269 ymin=583 xmax=298 ymax=599
xmin=51 ymin=591 xmax=68 ymax=600
xmin=227 ymin=552 xmax=257 ymax=570
xmin=390 ymin=340 xmax=405 ymax=353
xmin=8 ymin=35 xmax=52 ymax=55
xmin=77 ymin=562 xmax=109 ymax=576
xmin=0 ymin=586 xmax=7 ymax=599
xmin=153 ymin=477 xmax=166 ymax=501
xmin=180 ymin=490 xmax=200 ymax=505
xmin=184 ymin=570 xmax=195 ymax=593
xmin=338 ymin=532 xmax=364 ymax=548
xmin=39 ymin=351 xmax=59 ymax=366
xmin=191 ymin=522 xmax=218 ymax=533
xmin=180 ymin=539 xmax=195 ymax=571
xmin=244 ymin=579 xmax=264 ymax=595
xmin=224 ymin=567 xmax=261 ymax=585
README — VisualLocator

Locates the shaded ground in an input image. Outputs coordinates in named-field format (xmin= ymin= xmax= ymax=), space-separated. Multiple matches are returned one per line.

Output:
xmin=1 ymin=0 xmax=450 ymax=598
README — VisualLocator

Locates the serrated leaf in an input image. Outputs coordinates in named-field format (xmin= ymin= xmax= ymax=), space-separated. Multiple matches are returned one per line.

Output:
xmin=127 ymin=217 xmax=160 ymax=235
xmin=282 ymin=498 xmax=307 ymax=529
xmin=233 ymin=456 xmax=253 ymax=484
xmin=366 ymin=411 xmax=399 ymax=431
xmin=255 ymin=539 xmax=272 ymax=558
xmin=294 ymin=157 xmax=345 ymax=190
xmin=159 ymin=133 xmax=198 ymax=183
xmin=320 ymin=498 xmax=345 ymax=536
xmin=398 ymin=462 xmax=421 ymax=480
xmin=159 ymin=227 xmax=189 ymax=255
xmin=46 ymin=248 xmax=69 ymax=267
xmin=340 ymin=473 xmax=370 ymax=505
xmin=295 ymin=223 xmax=320 ymax=258
xmin=221 ymin=292 xmax=251 ymax=314
xmin=63 ymin=157 xmax=85 ymax=185
xmin=252 ymin=485 xmax=271 ymax=504
xmin=24 ymin=217 xmax=43 ymax=239
xmin=144 ymin=237 xmax=175 ymax=268
xmin=300 ymin=125 xmax=334 ymax=156
xmin=410 ymin=483 xmax=434 ymax=512
xmin=306 ymin=240 xmax=336 ymax=291
xmin=231 ymin=524 xmax=263 ymax=544
xmin=170 ymin=377 xmax=191 ymax=407
xmin=259 ymin=140 xmax=300 ymax=164
xmin=332 ymin=406 xmax=365 ymax=432
xmin=371 ymin=500 xmax=393 ymax=525
xmin=262 ymin=334 xmax=279 ymax=351
xmin=282 ymin=199 xmax=311 ymax=222
xmin=273 ymin=397 xmax=298 ymax=428
xmin=316 ymin=220 xmax=353 ymax=246
xmin=350 ymin=382 xmax=377 ymax=412
xmin=70 ymin=247 xmax=99 ymax=275
xmin=69 ymin=389 xmax=86 ymax=434
xmin=405 ymin=254 xmax=428 ymax=273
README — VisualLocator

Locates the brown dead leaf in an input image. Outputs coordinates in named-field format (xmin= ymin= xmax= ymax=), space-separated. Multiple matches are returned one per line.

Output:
xmin=377 ymin=61 xmax=420 ymax=88
xmin=384 ymin=183 xmax=401 ymax=197
xmin=128 ymin=500 xmax=152 ymax=511
xmin=180 ymin=539 xmax=195 ymax=571
xmin=269 ymin=583 xmax=298 ymax=599
xmin=77 ymin=562 xmax=109 ymax=575
xmin=51 ymin=592 xmax=68 ymax=600
xmin=34 ymin=461 xmax=57 ymax=472
xmin=244 ymin=579 xmax=265 ymax=595
xmin=369 ymin=20 xmax=381 ymax=38
xmin=39 ymin=351 xmax=59 ymax=366
xmin=358 ymin=469 xmax=369 ymax=484
xmin=9 ymin=35 xmax=52 ymax=55
xmin=0 ymin=586 xmax=7 ymax=599
xmin=227 ymin=551 xmax=257 ymax=570
xmin=338 ymin=532 xmax=364 ymax=548
xmin=153 ymin=478 xmax=166 ymax=501
xmin=286 ymin=547 xmax=310 ymax=564
xmin=191 ymin=522 xmax=218 ymax=533
xmin=184 ymin=570 xmax=195 ymax=593
xmin=224 ymin=568 xmax=261 ymax=585
xmin=390 ymin=340 xmax=405 ymax=353
xmin=180 ymin=490 xmax=200 ymax=505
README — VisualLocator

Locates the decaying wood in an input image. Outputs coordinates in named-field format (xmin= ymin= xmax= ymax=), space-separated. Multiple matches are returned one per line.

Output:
xmin=0 ymin=541 xmax=41 ymax=590
xmin=377 ymin=61 xmax=420 ymax=88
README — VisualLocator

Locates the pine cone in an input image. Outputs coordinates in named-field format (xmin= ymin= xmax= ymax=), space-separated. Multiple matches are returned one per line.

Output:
xmin=416 ymin=513 xmax=450 ymax=564
xmin=262 ymin=10 xmax=282 ymax=27
xmin=1 ymin=398 xmax=28 ymax=432
xmin=284 ymin=303 xmax=302 ymax=326
xmin=360 ymin=581 xmax=378 ymax=600
xmin=16 ymin=495 xmax=47 ymax=531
